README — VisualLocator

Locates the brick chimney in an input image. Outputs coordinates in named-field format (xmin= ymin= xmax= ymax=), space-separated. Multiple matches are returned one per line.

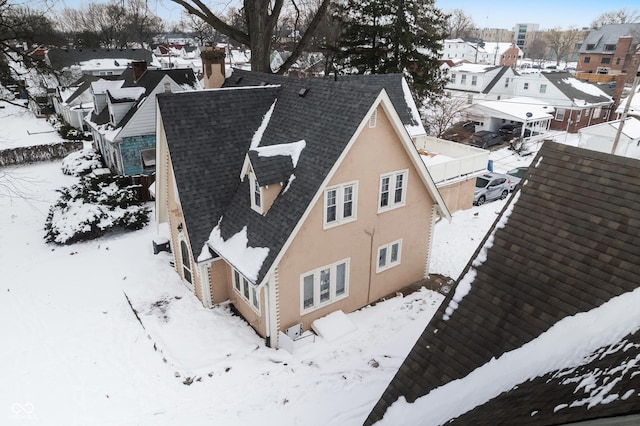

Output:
xmin=201 ymin=46 xmax=226 ymax=89
xmin=132 ymin=60 xmax=147 ymax=82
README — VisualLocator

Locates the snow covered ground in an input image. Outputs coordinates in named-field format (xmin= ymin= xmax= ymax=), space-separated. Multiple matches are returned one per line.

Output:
xmin=0 ymin=102 xmax=63 ymax=150
xmin=0 ymin=105 xmax=577 ymax=424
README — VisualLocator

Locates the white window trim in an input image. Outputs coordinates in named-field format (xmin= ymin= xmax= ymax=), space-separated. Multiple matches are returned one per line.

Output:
xmin=555 ymin=108 xmax=566 ymax=121
xmin=300 ymin=258 xmax=350 ymax=315
xmin=232 ymin=269 xmax=261 ymax=314
xmin=378 ymin=170 xmax=408 ymax=213
xmin=249 ymin=172 xmax=263 ymax=214
xmin=369 ymin=109 xmax=377 ymax=128
xmin=323 ymin=181 xmax=358 ymax=229
xmin=376 ymin=239 xmax=403 ymax=273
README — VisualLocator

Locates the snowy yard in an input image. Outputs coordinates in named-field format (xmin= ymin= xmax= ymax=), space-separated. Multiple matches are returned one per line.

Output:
xmin=0 ymin=105 xmax=575 ymax=424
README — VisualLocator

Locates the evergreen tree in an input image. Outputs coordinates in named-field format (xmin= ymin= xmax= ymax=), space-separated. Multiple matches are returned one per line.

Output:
xmin=331 ymin=0 xmax=449 ymax=99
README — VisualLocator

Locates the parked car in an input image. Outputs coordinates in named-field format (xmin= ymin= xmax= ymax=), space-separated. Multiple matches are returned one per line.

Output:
xmin=505 ymin=166 xmax=528 ymax=191
xmin=469 ymin=131 xmax=503 ymax=149
xmin=442 ymin=120 xmax=475 ymax=143
xmin=498 ymin=124 xmax=531 ymax=140
xmin=474 ymin=172 xmax=511 ymax=205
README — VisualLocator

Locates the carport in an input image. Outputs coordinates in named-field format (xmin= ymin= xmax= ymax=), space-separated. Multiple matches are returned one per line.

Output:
xmin=474 ymin=97 xmax=555 ymax=138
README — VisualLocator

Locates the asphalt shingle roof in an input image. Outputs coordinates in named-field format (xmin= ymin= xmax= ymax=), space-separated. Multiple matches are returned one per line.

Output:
xmin=542 ymin=71 xmax=612 ymax=105
xmin=248 ymin=151 xmax=294 ymax=186
xmin=579 ymin=23 xmax=640 ymax=54
xmin=366 ymin=141 xmax=640 ymax=425
xmin=225 ymin=69 xmax=422 ymax=132
xmin=159 ymin=72 xmax=385 ymax=283
xmin=46 ymin=48 xmax=153 ymax=71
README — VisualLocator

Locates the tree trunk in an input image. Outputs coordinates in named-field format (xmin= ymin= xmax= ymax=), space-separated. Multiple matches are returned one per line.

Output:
xmin=245 ymin=1 xmax=274 ymax=73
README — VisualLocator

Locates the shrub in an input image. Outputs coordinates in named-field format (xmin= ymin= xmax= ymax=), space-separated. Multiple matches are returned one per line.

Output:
xmin=44 ymin=174 xmax=150 ymax=244
xmin=61 ymin=147 xmax=102 ymax=176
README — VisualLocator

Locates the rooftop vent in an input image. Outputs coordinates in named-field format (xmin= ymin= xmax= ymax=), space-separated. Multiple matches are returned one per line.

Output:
xmin=236 ymin=77 xmax=243 ymax=84
xmin=298 ymin=88 xmax=309 ymax=97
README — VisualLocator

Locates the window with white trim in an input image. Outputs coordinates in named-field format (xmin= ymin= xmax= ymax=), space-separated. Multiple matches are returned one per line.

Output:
xmin=471 ymin=75 xmax=477 ymax=86
xmin=369 ymin=109 xmax=377 ymax=128
xmin=555 ymin=108 xmax=566 ymax=121
xmin=539 ymin=84 xmax=547 ymax=93
xmin=233 ymin=269 xmax=260 ymax=312
xmin=300 ymin=258 xmax=349 ymax=313
xmin=377 ymin=239 xmax=402 ymax=272
xmin=379 ymin=170 xmax=407 ymax=212
xmin=249 ymin=172 xmax=262 ymax=214
xmin=523 ymin=82 xmax=529 ymax=90
xmin=461 ymin=74 xmax=467 ymax=85
xmin=324 ymin=182 xmax=357 ymax=227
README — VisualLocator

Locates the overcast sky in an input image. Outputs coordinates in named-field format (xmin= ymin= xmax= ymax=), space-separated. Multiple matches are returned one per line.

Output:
xmin=52 ymin=0 xmax=637 ymax=31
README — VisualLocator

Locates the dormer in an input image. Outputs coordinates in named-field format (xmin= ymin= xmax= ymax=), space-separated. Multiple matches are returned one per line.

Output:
xmin=106 ymin=87 xmax=145 ymax=126
xmin=240 ymin=140 xmax=306 ymax=215
xmin=90 ymin=80 xmax=124 ymax=115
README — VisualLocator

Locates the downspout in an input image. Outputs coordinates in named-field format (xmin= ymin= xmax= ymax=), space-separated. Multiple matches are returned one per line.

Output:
xmin=264 ymin=281 xmax=271 ymax=348
xmin=364 ymin=228 xmax=375 ymax=304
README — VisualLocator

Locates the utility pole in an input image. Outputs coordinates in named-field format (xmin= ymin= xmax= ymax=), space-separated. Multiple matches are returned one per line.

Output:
xmin=611 ymin=66 xmax=640 ymax=155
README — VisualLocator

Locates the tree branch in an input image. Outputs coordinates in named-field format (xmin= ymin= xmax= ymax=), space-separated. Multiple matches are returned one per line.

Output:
xmin=168 ymin=0 xmax=250 ymax=45
xmin=276 ymin=0 xmax=330 ymax=74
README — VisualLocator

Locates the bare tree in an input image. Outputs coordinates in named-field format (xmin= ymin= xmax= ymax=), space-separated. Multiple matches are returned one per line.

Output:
xmin=57 ymin=0 xmax=163 ymax=48
xmin=447 ymin=9 xmax=474 ymax=39
xmin=545 ymin=27 xmax=581 ymax=66
xmin=421 ymin=93 xmax=471 ymax=138
xmin=526 ymin=38 xmax=548 ymax=67
xmin=591 ymin=8 xmax=640 ymax=28
xmin=180 ymin=11 xmax=220 ymax=45
xmin=167 ymin=0 xmax=331 ymax=73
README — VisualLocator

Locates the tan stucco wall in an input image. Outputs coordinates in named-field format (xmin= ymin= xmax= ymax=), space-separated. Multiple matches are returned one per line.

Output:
xmin=438 ymin=178 xmax=475 ymax=213
xmin=276 ymin=105 xmax=436 ymax=332
xmin=157 ymin=121 xmax=205 ymax=303
xmin=209 ymin=258 xmax=230 ymax=303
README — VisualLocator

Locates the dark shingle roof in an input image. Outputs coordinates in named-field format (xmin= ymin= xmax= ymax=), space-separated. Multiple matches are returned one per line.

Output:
xmin=579 ymin=23 xmax=640 ymax=54
xmin=366 ymin=141 xmax=640 ymax=425
xmin=158 ymin=87 xmax=280 ymax=262
xmin=542 ymin=72 xmax=612 ymax=105
xmin=46 ymin=48 xmax=153 ymax=71
xmin=248 ymin=151 xmax=294 ymax=186
xmin=160 ymin=74 xmax=386 ymax=283
xmin=225 ymin=69 xmax=422 ymax=132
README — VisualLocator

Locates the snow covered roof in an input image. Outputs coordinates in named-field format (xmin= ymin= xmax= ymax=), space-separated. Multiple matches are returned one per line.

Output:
xmin=451 ymin=63 xmax=501 ymax=73
xmin=46 ymin=48 xmax=153 ymax=71
xmin=616 ymin=88 xmax=640 ymax=117
xmin=580 ymin=117 xmax=640 ymax=140
xmin=543 ymin=72 xmax=612 ymax=106
xmin=107 ymin=87 xmax=146 ymax=102
xmin=367 ymin=141 xmax=640 ymax=425
xmin=476 ymin=96 xmax=554 ymax=121
xmin=159 ymin=70 xmax=448 ymax=285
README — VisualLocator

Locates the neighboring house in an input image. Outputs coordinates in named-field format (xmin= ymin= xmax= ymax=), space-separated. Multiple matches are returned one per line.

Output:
xmin=155 ymin=59 xmax=451 ymax=349
xmin=446 ymin=64 xmax=519 ymax=104
xmin=483 ymin=42 xmax=522 ymax=67
xmin=152 ymin=33 xmax=196 ymax=45
xmin=85 ymin=61 xmax=199 ymax=176
xmin=578 ymin=117 xmax=640 ymax=157
xmin=367 ymin=141 xmax=640 ymax=425
xmin=46 ymin=48 xmax=153 ymax=81
xmin=510 ymin=71 xmax=613 ymax=133
xmin=576 ymin=23 xmax=640 ymax=85
xmin=439 ymin=39 xmax=522 ymax=66
xmin=53 ymin=75 xmax=115 ymax=129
